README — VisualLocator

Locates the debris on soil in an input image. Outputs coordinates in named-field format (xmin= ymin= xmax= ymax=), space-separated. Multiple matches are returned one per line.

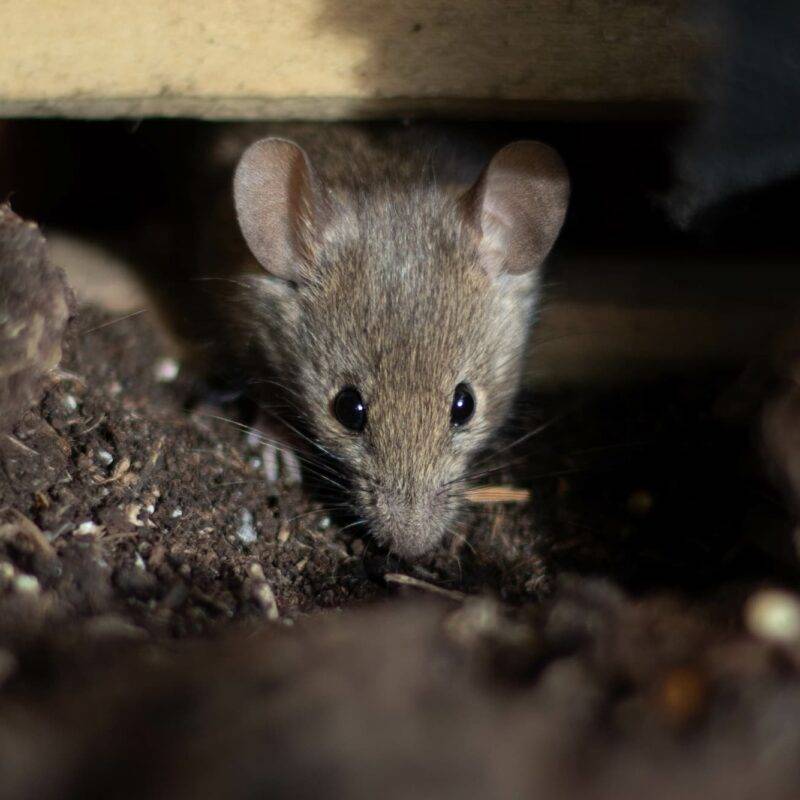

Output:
xmin=464 ymin=485 xmax=531 ymax=504
xmin=384 ymin=572 xmax=468 ymax=601
xmin=744 ymin=587 xmax=800 ymax=644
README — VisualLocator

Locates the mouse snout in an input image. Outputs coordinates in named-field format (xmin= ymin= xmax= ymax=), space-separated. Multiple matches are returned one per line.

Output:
xmin=366 ymin=482 xmax=457 ymax=559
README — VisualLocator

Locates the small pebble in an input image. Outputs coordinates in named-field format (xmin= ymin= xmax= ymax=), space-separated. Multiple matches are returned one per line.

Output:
xmin=74 ymin=520 xmax=104 ymax=539
xmin=744 ymin=589 xmax=800 ymax=644
xmin=126 ymin=504 xmax=144 ymax=527
xmin=33 ymin=491 xmax=51 ymax=510
xmin=252 ymin=581 xmax=279 ymax=620
xmin=171 ymin=508 xmax=183 ymax=519
xmin=14 ymin=574 xmax=40 ymax=594
xmin=153 ymin=357 xmax=180 ymax=382
xmin=62 ymin=394 xmax=78 ymax=412
xmin=745 ymin=588 xmax=800 ymax=645
xmin=277 ymin=526 xmax=290 ymax=544
xmin=97 ymin=449 xmax=114 ymax=466
xmin=237 ymin=509 xmax=258 ymax=544
xmin=108 ymin=380 xmax=123 ymax=396
xmin=317 ymin=516 xmax=332 ymax=531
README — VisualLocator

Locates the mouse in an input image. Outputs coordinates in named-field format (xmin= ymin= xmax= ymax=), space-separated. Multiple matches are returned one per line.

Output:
xmin=229 ymin=128 xmax=569 ymax=558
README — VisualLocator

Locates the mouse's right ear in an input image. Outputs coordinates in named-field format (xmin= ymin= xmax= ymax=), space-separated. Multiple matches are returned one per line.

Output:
xmin=460 ymin=141 xmax=569 ymax=277
xmin=234 ymin=138 xmax=329 ymax=283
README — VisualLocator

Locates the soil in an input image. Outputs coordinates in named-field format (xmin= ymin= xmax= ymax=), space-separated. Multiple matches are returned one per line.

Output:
xmin=2 ymin=207 xmax=800 ymax=799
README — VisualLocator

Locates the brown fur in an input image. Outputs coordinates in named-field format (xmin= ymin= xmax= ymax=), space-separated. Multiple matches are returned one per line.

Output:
xmin=234 ymin=130 xmax=568 ymax=557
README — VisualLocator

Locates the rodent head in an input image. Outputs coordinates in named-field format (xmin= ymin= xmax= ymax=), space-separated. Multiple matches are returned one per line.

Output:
xmin=234 ymin=137 xmax=569 ymax=558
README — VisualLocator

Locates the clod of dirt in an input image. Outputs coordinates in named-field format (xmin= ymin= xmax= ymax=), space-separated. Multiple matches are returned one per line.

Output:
xmin=0 ymin=205 xmax=72 ymax=434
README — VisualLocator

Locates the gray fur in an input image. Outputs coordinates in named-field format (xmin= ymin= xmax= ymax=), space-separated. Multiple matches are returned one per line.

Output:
xmin=234 ymin=131 xmax=567 ymax=557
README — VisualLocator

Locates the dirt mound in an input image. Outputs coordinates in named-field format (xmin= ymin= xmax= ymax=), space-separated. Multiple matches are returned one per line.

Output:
xmin=2 ymin=207 xmax=800 ymax=799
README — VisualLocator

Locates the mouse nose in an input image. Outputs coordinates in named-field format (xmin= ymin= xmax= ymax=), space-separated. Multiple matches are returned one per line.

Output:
xmin=369 ymin=485 xmax=454 ymax=558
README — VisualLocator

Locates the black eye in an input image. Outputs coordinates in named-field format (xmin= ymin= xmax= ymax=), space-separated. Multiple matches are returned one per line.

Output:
xmin=333 ymin=387 xmax=367 ymax=432
xmin=450 ymin=383 xmax=475 ymax=428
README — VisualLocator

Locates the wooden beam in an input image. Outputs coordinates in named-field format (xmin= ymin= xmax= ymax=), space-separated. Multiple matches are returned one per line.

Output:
xmin=0 ymin=0 xmax=697 ymax=120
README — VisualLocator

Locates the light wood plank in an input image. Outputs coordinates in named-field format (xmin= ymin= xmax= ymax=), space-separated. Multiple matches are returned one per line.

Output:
xmin=0 ymin=0 xmax=696 ymax=119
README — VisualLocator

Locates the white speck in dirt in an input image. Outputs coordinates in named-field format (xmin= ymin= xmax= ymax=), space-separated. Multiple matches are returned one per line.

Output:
xmin=153 ymin=357 xmax=180 ymax=382
xmin=63 ymin=394 xmax=78 ymax=412
xmin=14 ymin=574 xmax=40 ymax=594
xmin=252 ymin=580 xmax=279 ymax=620
xmin=745 ymin=589 xmax=800 ymax=644
xmin=237 ymin=509 xmax=258 ymax=544
xmin=75 ymin=520 xmax=103 ymax=539
xmin=97 ymin=449 xmax=114 ymax=466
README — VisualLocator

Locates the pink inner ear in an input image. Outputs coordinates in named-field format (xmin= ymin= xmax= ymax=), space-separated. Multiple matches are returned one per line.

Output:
xmin=467 ymin=140 xmax=570 ymax=277
xmin=234 ymin=137 xmax=323 ymax=283
xmin=477 ymin=205 xmax=514 ymax=274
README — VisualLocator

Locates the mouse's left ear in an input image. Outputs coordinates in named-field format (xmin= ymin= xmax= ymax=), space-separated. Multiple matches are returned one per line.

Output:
xmin=460 ymin=141 xmax=569 ymax=276
xmin=233 ymin=137 xmax=330 ymax=284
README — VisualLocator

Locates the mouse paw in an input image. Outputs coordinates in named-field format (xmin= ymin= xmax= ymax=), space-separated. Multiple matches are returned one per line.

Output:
xmin=259 ymin=440 xmax=302 ymax=486
xmin=280 ymin=447 xmax=303 ymax=485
